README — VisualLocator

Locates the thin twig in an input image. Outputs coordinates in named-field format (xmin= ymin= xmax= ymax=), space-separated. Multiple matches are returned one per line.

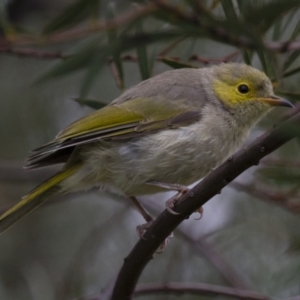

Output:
xmin=134 ymin=282 xmax=270 ymax=300
xmin=261 ymin=158 xmax=300 ymax=169
xmin=109 ymin=61 xmax=124 ymax=90
xmin=231 ymin=182 xmax=300 ymax=213
xmin=0 ymin=3 xmax=158 ymax=47
xmin=0 ymin=46 xmax=69 ymax=59
xmin=158 ymin=36 xmax=187 ymax=56
xmin=143 ymin=201 xmax=253 ymax=289
xmin=0 ymin=2 xmax=299 ymax=53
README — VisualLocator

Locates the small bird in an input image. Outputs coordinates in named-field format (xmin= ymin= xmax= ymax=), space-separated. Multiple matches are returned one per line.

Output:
xmin=0 ymin=63 xmax=293 ymax=234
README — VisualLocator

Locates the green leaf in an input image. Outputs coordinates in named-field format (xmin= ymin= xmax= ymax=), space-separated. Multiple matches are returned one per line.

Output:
xmin=0 ymin=1 xmax=8 ymax=32
xmin=160 ymin=57 xmax=197 ymax=69
xmin=221 ymin=0 xmax=238 ymax=21
xmin=290 ymin=18 xmax=300 ymax=40
xmin=80 ymin=54 xmax=103 ymax=98
xmin=148 ymin=43 xmax=160 ymax=76
xmin=243 ymin=0 xmax=300 ymax=33
xmin=272 ymin=17 xmax=282 ymax=41
xmin=43 ymin=0 xmax=101 ymax=33
xmin=182 ymin=38 xmax=197 ymax=61
xmin=280 ymin=9 xmax=298 ymax=38
xmin=282 ymin=65 xmax=300 ymax=79
xmin=236 ymin=0 xmax=253 ymax=16
xmin=73 ymin=98 xmax=107 ymax=109
xmin=242 ymin=49 xmax=253 ymax=65
xmin=36 ymin=37 xmax=101 ymax=83
xmin=275 ymin=90 xmax=300 ymax=102
xmin=136 ymin=21 xmax=150 ymax=80
xmin=106 ymin=1 xmax=124 ymax=89
xmin=283 ymin=50 xmax=300 ymax=72
xmin=256 ymin=50 xmax=268 ymax=73
xmin=38 ymin=30 xmax=181 ymax=91
xmin=256 ymin=167 xmax=300 ymax=186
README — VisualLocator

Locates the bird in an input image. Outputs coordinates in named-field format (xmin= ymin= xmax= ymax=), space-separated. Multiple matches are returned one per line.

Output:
xmin=0 ymin=63 xmax=293 ymax=235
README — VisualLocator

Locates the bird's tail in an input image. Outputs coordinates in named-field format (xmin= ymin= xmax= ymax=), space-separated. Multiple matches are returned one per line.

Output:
xmin=0 ymin=163 xmax=82 ymax=234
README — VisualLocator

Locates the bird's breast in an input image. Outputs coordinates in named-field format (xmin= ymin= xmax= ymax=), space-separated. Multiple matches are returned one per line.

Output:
xmin=81 ymin=105 xmax=251 ymax=196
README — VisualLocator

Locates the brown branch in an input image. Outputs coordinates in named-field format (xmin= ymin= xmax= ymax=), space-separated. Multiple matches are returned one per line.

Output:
xmin=231 ymin=182 xmax=300 ymax=213
xmin=176 ymin=231 xmax=253 ymax=289
xmin=111 ymin=105 xmax=300 ymax=300
xmin=153 ymin=0 xmax=300 ymax=53
xmin=108 ymin=61 xmax=124 ymax=90
xmin=0 ymin=1 xmax=299 ymax=54
xmin=122 ymin=52 xmax=240 ymax=64
xmin=0 ymin=43 xmax=239 ymax=65
xmin=287 ymin=297 xmax=300 ymax=300
xmin=0 ymin=3 xmax=158 ymax=47
xmin=134 ymin=282 xmax=270 ymax=300
xmin=143 ymin=201 xmax=253 ymax=289
xmin=261 ymin=158 xmax=300 ymax=169
xmin=0 ymin=46 xmax=69 ymax=59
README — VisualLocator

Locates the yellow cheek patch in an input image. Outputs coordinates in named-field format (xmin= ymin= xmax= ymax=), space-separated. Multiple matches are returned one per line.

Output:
xmin=213 ymin=79 xmax=255 ymax=106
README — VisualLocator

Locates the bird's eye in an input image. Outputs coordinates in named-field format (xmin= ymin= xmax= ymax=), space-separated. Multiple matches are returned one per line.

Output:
xmin=238 ymin=84 xmax=249 ymax=94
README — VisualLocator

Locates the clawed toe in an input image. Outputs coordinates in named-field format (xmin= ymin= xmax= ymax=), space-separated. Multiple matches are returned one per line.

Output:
xmin=194 ymin=206 xmax=204 ymax=220
xmin=136 ymin=220 xmax=154 ymax=239
xmin=165 ymin=187 xmax=190 ymax=215
xmin=136 ymin=220 xmax=173 ymax=251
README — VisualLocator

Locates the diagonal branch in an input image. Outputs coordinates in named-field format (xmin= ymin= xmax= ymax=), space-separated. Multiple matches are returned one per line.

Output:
xmin=134 ymin=282 xmax=270 ymax=300
xmin=143 ymin=201 xmax=253 ymax=289
xmin=0 ymin=1 xmax=299 ymax=53
xmin=0 ymin=3 xmax=158 ymax=47
xmin=111 ymin=105 xmax=300 ymax=300
xmin=231 ymin=181 xmax=300 ymax=213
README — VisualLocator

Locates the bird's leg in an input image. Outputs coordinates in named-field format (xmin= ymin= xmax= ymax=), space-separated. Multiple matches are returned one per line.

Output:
xmin=129 ymin=196 xmax=153 ymax=223
xmin=146 ymin=180 xmax=203 ymax=218
xmin=129 ymin=196 xmax=173 ymax=252
xmin=129 ymin=196 xmax=154 ymax=238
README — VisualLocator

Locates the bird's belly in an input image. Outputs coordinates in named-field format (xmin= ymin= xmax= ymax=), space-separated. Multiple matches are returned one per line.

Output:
xmin=82 ymin=121 xmax=247 ymax=196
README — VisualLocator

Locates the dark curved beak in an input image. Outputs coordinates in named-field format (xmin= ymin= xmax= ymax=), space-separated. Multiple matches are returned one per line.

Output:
xmin=260 ymin=95 xmax=294 ymax=108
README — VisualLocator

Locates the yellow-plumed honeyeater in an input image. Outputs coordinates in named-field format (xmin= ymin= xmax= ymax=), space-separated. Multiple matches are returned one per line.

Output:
xmin=0 ymin=63 xmax=294 ymax=234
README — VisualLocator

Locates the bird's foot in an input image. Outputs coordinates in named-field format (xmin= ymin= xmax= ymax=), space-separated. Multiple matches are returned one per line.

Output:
xmin=194 ymin=206 xmax=204 ymax=220
xmin=136 ymin=220 xmax=173 ymax=252
xmin=165 ymin=186 xmax=190 ymax=215
xmin=146 ymin=180 xmax=190 ymax=215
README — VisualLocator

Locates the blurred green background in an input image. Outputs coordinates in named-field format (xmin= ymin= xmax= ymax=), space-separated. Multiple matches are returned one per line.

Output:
xmin=0 ymin=1 xmax=300 ymax=299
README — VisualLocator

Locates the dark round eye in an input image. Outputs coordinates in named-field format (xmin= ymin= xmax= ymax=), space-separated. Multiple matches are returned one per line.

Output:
xmin=238 ymin=84 xmax=249 ymax=94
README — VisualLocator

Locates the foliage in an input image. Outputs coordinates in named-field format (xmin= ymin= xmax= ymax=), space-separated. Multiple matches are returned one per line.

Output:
xmin=0 ymin=1 xmax=300 ymax=300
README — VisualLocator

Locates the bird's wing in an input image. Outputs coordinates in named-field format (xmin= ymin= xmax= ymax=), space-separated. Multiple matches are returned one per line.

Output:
xmin=25 ymin=96 xmax=202 ymax=169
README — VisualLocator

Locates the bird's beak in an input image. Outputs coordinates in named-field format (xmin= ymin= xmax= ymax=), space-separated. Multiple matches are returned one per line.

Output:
xmin=260 ymin=95 xmax=294 ymax=108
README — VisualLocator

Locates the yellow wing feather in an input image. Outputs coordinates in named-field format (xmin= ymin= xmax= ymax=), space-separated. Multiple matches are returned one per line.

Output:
xmin=56 ymin=97 xmax=191 ymax=141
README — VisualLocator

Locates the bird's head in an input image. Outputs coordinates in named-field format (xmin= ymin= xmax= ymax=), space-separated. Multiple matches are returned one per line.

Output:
xmin=211 ymin=63 xmax=293 ymax=112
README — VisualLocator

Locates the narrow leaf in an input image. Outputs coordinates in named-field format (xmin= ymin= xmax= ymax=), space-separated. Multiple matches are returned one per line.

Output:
xmin=242 ymin=49 xmax=253 ymax=65
xmin=80 ymin=54 xmax=103 ymax=98
xmin=43 ymin=0 xmax=101 ymax=33
xmin=148 ymin=43 xmax=160 ymax=76
xmin=136 ymin=21 xmax=150 ymax=80
xmin=73 ymin=98 xmax=107 ymax=109
xmin=160 ymin=57 xmax=197 ymax=69
xmin=243 ymin=0 xmax=300 ymax=33
xmin=272 ymin=18 xmax=282 ymax=41
xmin=221 ymin=0 xmax=238 ymax=21
xmin=275 ymin=91 xmax=300 ymax=102
xmin=283 ymin=50 xmax=300 ymax=72
xmin=282 ymin=65 xmax=300 ymax=79
xmin=36 ymin=38 xmax=100 ymax=83
xmin=106 ymin=1 xmax=124 ymax=89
